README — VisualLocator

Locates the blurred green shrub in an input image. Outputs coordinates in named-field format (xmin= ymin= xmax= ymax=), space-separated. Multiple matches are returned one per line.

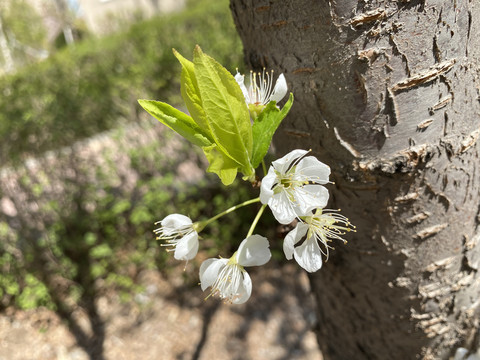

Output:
xmin=0 ymin=119 xmax=271 ymax=311
xmin=0 ymin=0 xmax=243 ymax=165
xmin=0 ymin=0 xmax=48 ymax=68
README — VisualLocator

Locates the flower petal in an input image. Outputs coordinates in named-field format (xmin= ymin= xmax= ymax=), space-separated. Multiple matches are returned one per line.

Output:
xmin=173 ymin=232 xmax=199 ymax=260
xmin=294 ymin=237 xmax=323 ymax=273
xmin=236 ymin=235 xmax=271 ymax=267
xmin=269 ymin=192 xmax=298 ymax=224
xmin=294 ymin=185 xmax=329 ymax=216
xmin=232 ymin=271 xmax=252 ymax=304
xmin=283 ymin=223 xmax=309 ymax=260
xmin=297 ymin=157 xmax=330 ymax=184
xmin=271 ymin=149 xmax=308 ymax=174
xmin=161 ymin=213 xmax=192 ymax=234
xmin=199 ymin=258 xmax=228 ymax=291
xmin=235 ymin=72 xmax=250 ymax=104
xmin=269 ymin=73 xmax=288 ymax=103
xmin=259 ymin=166 xmax=276 ymax=204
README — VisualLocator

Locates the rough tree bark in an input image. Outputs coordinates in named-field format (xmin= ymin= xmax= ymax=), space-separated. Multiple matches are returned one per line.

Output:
xmin=230 ymin=1 xmax=480 ymax=359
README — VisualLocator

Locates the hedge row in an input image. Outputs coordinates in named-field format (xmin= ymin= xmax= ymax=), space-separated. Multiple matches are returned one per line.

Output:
xmin=0 ymin=0 xmax=243 ymax=165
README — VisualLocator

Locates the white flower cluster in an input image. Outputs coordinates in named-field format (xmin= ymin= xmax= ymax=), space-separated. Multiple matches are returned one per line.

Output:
xmin=260 ymin=149 xmax=355 ymax=273
xmin=155 ymin=148 xmax=355 ymax=304
xmin=151 ymin=64 xmax=354 ymax=304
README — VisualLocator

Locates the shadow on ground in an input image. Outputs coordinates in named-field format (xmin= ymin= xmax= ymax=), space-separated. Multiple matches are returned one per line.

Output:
xmin=0 ymin=262 xmax=322 ymax=360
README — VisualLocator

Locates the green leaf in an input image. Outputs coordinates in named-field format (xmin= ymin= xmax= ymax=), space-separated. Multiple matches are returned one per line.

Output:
xmin=173 ymin=49 xmax=210 ymax=132
xmin=251 ymin=93 xmax=294 ymax=168
xmin=202 ymin=143 xmax=240 ymax=185
xmin=193 ymin=46 xmax=253 ymax=177
xmin=138 ymin=99 xmax=212 ymax=147
xmin=91 ymin=244 xmax=113 ymax=259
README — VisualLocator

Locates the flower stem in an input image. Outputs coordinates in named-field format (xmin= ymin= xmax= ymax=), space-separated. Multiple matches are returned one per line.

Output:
xmin=196 ymin=197 xmax=261 ymax=232
xmin=246 ymin=203 xmax=267 ymax=238
xmin=261 ymin=160 xmax=267 ymax=177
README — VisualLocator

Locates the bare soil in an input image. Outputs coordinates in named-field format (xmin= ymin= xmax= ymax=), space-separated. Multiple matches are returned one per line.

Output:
xmin=0 ymin=262 xmax=323 ymax=360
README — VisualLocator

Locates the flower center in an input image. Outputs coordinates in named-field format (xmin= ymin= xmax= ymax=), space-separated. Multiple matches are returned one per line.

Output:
xmin=248 ymin=69 xmax=275 ymax=106
xmin=210 ymin=260 xmax=245 ymax=303
xmin=301 ymin=209 xmax=356 ymax=259
xmin=154 ymin=224 xmax=194 ymax=251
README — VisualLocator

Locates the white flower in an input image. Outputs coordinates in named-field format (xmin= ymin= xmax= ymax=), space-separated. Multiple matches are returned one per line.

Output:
xmin=235 ymin=69 xmax=287 ymax=115
xmin=284 ymin=209 xmax=355 ymax=272
xmin=260 ymin=149 xmax=331 ymax=224
xmin=154 ymin=214 xmax=199 ymax=261
xmin=199 ymin=235 xmax=271 ymax=304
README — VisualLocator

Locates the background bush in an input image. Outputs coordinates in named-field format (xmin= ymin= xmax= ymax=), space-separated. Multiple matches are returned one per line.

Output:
xmin=0 ymin=119 xmax=267 ymax=311
xmin=0 ymin=0 xmax=243 ymax=166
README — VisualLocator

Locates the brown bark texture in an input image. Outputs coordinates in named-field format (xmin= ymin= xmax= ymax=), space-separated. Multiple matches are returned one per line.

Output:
xmin=230 ymin=0 xmax=480 ymax=359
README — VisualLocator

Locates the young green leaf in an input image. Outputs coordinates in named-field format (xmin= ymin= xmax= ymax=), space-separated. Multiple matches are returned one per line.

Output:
xmin=202 ymin=143 xmax=240 ymax=185
xmin=193 ymin=46 xmax=254 ymax=177
xmin=250 ymin=93 xmax=294 ymax=168
xmin=172 ymin=49 xmax=210 ymax=133
xmin=138 ymin=99 xmax=212 ymax=147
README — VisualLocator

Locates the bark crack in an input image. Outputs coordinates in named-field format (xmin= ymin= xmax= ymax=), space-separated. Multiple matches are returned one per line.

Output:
xmin=390 ymin=59 xmax=456 ymax=93
xmin=414 ymin=223 xmax=449 ymax=240
xmin=433 ymin=35 xmax=441 ymax=63
xmin=389 ymin=34 xmax=411 ymax=77
xmin=349 ymin=9 xmax=389 ymax=27
xmin=417 ymin=119 xmax=434 ymax=131
xmin=428 ymin=95 xmax=453 ymax=115
xmin=406 ymin=211 xmax=431 ymax=224
xmin=466 ymin=10 xmax=472 ymax=57
xmin=333 ymin=127 xmax=362 ymax=158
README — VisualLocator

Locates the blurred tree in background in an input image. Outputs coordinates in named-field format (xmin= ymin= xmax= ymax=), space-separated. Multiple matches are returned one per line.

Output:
xmin=0 ymin=0 xmax=47 ymax=72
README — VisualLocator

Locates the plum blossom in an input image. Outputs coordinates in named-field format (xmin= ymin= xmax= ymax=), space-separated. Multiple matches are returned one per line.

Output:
xmin=154 ymin=214 xmax=200 ymax=261
xmin=199 ymin=235 xmax=271 ymax=304
xmin=235 ymin=69 xmax=287 ymax=116
xmin=284 ymin=209 xmax=355 ymax=272
xmin=260 ymin=149 xmax=331 ymax=224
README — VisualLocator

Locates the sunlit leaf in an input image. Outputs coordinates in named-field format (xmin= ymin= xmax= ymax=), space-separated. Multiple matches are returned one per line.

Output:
xmin=202 ymin=143 xmax=240 ymax=185
xmin=250 ymin=93 xmax=294 ymax=168
xmin=173 ymin=49 xmax=210 ymax=132
xmin=193 ymin=46 xmax=253 ymax=177
xmin=138 ymin=99 xmax=212 ymax=147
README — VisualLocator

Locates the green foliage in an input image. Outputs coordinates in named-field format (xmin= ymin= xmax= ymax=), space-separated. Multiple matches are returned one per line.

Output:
xmin=202 ymin=143 xmax=240 ymax=186
xmin=251 ymin=93 xmax=294 ymax=168
xmin=0 ymin=120 xmax=267 ymax=310
xmin=0 ymin=0 xmax=243 ymax=166
xmin=1 ymin=0 xmax=47 ymax=59
xmin=193 ymin=46 xmax=254 ymax=183
xmin=137 ymin=100 xmax=213 ymax=147
xmin=16 ymin=275 xmax=52 ymax=310
xmin=140 ymin=46 xmax=295 ymax=184
xmin=140 ymin=46 xmax=255 ymax=185
xmin=173 ymin=49 xmax=209 ymax=132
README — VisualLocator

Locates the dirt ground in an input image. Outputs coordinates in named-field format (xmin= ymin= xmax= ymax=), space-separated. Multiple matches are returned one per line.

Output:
xmin=0 ymin=262 xmax=323 ymax=360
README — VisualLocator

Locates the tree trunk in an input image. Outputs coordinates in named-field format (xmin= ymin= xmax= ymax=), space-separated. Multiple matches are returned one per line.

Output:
xmin=230 ymin=1 xmax=480 ymax=359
